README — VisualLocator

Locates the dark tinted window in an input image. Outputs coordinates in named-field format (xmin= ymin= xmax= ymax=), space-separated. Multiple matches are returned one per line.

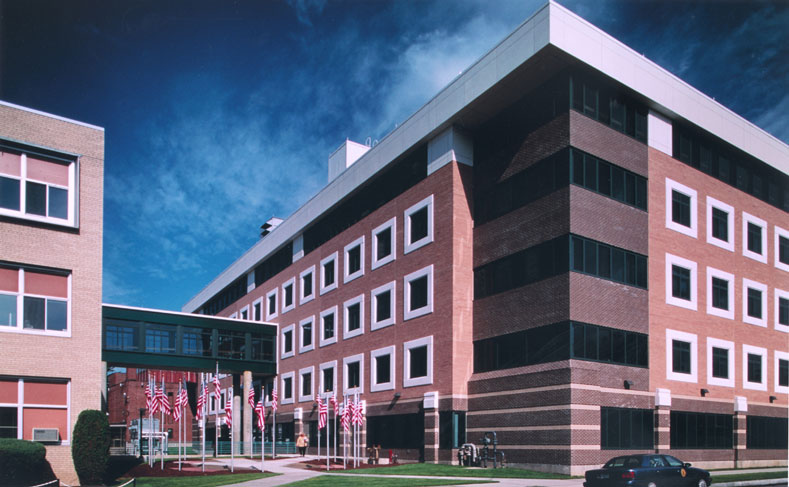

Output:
xmin=376 ymin=290 xmax=391 ymax=322
xmin=671 ymin=265 xmax=691 ymax=300
xmin=671 ymin=190 xmax=691 ymax=227
xmin=409 ymin=276 xmax=428 ymax=310
xmin=747 ymin=353 xmax=762 ymax=383
xmin=671 ymin=411 xmax=732 ymax=449
xmin=347 ymin=303 xmax=361 ymax=331
xmin=711 ymin=207 xmax=728 ymax=241
xmin=672 ymin=340 xmax=691 ymax=374
xmin=409 ymin=207 xmax=428 ymax=243
xmin=712 ymin=277 xmax=728 ymax=310
xmin=409 ymin=345 xmax=428 ymax=378
xmin=375 ymin=354 xmax=391 ymax=384
xmin=25 ymin=181 xmax=46 ymax=216
xmin=0 ymin=177 xmax=20 ymax=210
xmin=376 ymin=227 xmax=392 ymax=259
xmin=712 ymin=347 xmax=728 ymax=379
xmin=747 ymin=288 xmax=762 ymax=319
xmin=747 ymin=222 xmax=763 ymax=254
xmin=601 ymin=408 xmax=654 ymax=449
xmin=747 ymin=416 xmax=788 ymax=449
xmin=347 ymin=245 xmax=361 ymax=274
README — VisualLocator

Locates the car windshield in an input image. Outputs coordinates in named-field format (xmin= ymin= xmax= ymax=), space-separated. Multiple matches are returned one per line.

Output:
xmin=604 ymin=456 xmax=641 ymax=468
xmin=664 ymin=455 xmax=684 ymax=467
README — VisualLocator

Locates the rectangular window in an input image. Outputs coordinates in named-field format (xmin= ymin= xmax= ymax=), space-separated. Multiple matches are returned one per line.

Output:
xmin=776 ymin=227 xmax=789 ymax=271
xmin=320 ymin=306 xmax=337 ymax=347
xmin=712 ymin=347 xmax=729 ymax=379
xmin=747 ymin=222 xmax=762 ymax=254
xmin=671 ymin=265 xmax=691 ymax=301
xmin=747 ymin=353 xmax=762 ymax=384
xmin=404 ymin=195 xmax=434 ymax=254
xmin=371 ymin=281 xmax=396 ymax=330
xmin=742 ymin=212 xmax=767 ymax=263
xmin=780 ymin=236 xmax=789 ymax=266
xmin=375 ymin=354 xmax=391 ymax=385
xmin=253 ymin=299 xmax=262 ymax=321
xmin=569 ymin=149 xmax=647 ymax=210
xmin=345 ymin=358 xmax=361 ymax=391
xmin=281 ymin=325 xmax=294 ymax=359
xmin=403 ymin=336 xmax=433 ymax=387
xmin=672 ymin=340 xmax=691 ymax=374
xmin=670 ymin=411 xmax=732 ymax=449
xmin=747 ymin=288 xmax=762 ymax=319
xmin=282 ymin=375 xmax=293 ymax=402
xmin=570 ymin=322 xmax=647 ymax=368
xmin=712 ymin=207 xmax=728 ymax=242
xmin=320 ymin=252 xmax=338 ymax=295
xmin=779 ymin=296 xmax=789 ymax=328
xmin=743 ymin=345 xmax=767 ymax=391
xmin=299 ymin=317 xmax=314 ymax=353
xmin=666 ymin=178 xmax=697 ymax=238
xmin=404 ymin=265 xmax=433 ymax=321
xmin=320 ymin=363 xmax=335 ymax=394
xmin=747 ymin=416 xmax=788 ymax=450
xmin=300 ymin=266 xmax=315 ymax=305
xmin=712 ymin=277 xmax=728 ymax=310
xmin=344 ymin=295 xmax=364 ymax=339
xmin=300 ymin=368 xmax=313 ymax=401
xmin=266 ymin=289 xmax=278 ymax=320
xmin=371 ymin=345 xmax=395 ymax=392
xmin=666 ymin=254 xmax=696 ymax=311
xmin=779 ymin=358 xmax=788 ymax=388
xmin=600 ymin=408 xmax=654 ymax=449
xmin=0 ymin=406 xmax=17 ymax=439
xmin=372 ymin=217 xmax=396 ymax=269
xmin=344 ymin=236 xmax=365 ymax=283
xmin=743 ymin=279 xmax=767 ymax=327
xmin=570 ymin=235 xmax=647 ymax=289
xmin=0 ymin=266 xmax=70 ymax=335
xmin=281 ymin=278 xmax=295 ymax=313
xmin=672 ymin=190 xmax=691 ymax=227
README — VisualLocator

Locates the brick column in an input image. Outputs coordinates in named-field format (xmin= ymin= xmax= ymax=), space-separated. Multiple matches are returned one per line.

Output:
xmin=423 ymin=392 xmax=439 ymax=463
xmin=654 ymin=388 xmax=671 ymax=452
xmin=733 ymin=396 xmax=747 ymax=468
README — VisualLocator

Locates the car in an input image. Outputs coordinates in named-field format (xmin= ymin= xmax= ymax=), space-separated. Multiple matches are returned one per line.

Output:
xmin=583 ymin=454 xmax=712 ymax=487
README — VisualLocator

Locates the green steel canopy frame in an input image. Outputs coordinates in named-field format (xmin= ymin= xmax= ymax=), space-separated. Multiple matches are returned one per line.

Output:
xmin=102 ymin=304 xmax=277 ymax=374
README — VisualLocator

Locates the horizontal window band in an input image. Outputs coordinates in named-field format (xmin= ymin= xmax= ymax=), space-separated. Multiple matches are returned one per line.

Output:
xmin=468 ymin=404 xmax=599 ymax=416
xmin=467 ymin=425 xmax=599 ymax=432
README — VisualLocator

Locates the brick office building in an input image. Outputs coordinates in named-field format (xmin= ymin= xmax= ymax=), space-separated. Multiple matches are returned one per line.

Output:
xmin=0 ymin=100 xmax=104 ymax=484
xmin=184 ymin=2 xmax=788 ymax=474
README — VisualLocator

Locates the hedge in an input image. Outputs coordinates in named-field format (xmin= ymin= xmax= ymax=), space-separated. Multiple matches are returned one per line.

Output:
xmin=72 ymin=409 xmax=110 ymax=485
xmin=0 ymin=438 xmax=56 ymax=486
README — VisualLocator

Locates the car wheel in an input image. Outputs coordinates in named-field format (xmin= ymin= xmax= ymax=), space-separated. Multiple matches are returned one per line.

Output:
xmin=697 ymin=480 xmax=708 ymax=487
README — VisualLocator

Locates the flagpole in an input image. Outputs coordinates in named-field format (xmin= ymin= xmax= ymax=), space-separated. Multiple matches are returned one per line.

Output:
xmin=230 ymin=387 xmax=234 ymax=473
xmin=343 ymin=394 xmax=347 ymax=470
xmin=333 ymin=394 xmax=337 ymax=464
xmin=215 ymin=363 xmax=219 ymax=459
xmin=326 ymin=392 xmax=330 ymax=471
xmin=161 ymin=377 xmax=165 ymax=470
xmin=201 ymin=375 xmax=206 ymax=473
xmin=273 ymin=399 xmax=277 ymax=459
xmin=148 ymin=377 xmax=153 ymax=468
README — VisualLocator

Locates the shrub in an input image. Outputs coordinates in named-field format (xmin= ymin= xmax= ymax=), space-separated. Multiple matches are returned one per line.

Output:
xmin=0 ymin=438 xmax=56 ymax=486
xmin=72 ymin=409 xmax=110 ymax=485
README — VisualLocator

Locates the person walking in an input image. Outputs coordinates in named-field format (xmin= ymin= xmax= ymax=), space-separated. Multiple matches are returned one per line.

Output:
xmin=296 ymin=432 xmax=309 ymax=457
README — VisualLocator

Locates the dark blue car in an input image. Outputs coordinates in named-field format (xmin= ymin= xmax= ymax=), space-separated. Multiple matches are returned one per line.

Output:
xmin=584 ymin=454 xmax=712 ymax=487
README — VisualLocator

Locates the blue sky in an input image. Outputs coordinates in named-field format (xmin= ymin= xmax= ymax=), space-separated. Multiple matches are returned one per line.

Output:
xmin=2 ymin=0 xmax=787 ymax=312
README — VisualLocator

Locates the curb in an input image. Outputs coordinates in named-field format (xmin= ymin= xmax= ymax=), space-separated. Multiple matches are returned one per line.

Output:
xmin=714 ymin=480 xmax=788 ymax=487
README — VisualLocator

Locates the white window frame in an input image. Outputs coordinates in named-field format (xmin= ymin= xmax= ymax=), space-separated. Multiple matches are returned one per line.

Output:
xmin=404 ymin=265 xmax=434 ymax=321
xmin=706 ymin=266 xmax=734 ymax=320
xmin=742 ymin=212 xmax=767 ymax=264
xmin=265 ymin=288 xmax=278 ymax=320
xmin=665 ymin=253 xmax=697 ymax=311
xmin=404 ymin=194 xmax=434 ymax=254
xmin=370 ymin=345 xmax=396 ymax=392
xmin=705 ymin=196 xmax=734 ymax=251
xmin=775 ymin=288 xmax=789 ymax=333
xmin=775 ymin=351 xmax=789 ymax=394
xmin=742 ymin=278 xmax=767 ymax=327
xmin=403 ymin=335 xmax=434 ymax=387
xmin=742 ymin=344 xmax=767 ymax=391
xmin=319 ymin=360 xmax=337 ymax=395
xmin=319 ymin=305 xmax=338 ymax=347
xmin=775 ymin=226 xmax=789 ymax=272
xmin=706 ymin=337 xmax=734 ymax=387
xmin=665 ymin=178 xmax=697 ymax=238
xmin=280 ymin=371 xmax=295 ymax=404
xmin=298 ymin=366 xmax=314 ymax=403
xmin=252 ymin=297 xmax=264 ymax=321
xmin=229 ymin=312 xmax=238 ymax=319
xmin=343 ymin=294 xmax=365 ymax=340
xmin=343 ymin=236 xmax=365 ymax=283
xmin=0 ymin=267 xmax=72 ymax=337
xmin=666 ymin=329 xmax=697 ymax=383
xmin=0 ymin=378 xmax=72 ymax=444
xmin=343 ymin=353 xmax=364 ymax=394
xmin=239 ymin=305 xmax=250 ymax=320
xmin=372 ymin=217 xmax=397 ymax=270
xmin=281 ymin=277 xmax=296 ymax=314
xmin=299 ymin=265 xmax=316 ymax=305
xmin=299 ymin=315 xmax=315 ymax=353
xmin=320 ymin=252 xmax=338 ymax=295
xmin=280 ymin=324 xmax=295 ymax=359
xmin=0 ymin=152 xmax=78 ymax=228
xmin=371 ymin=280 xmax=396 ymax=330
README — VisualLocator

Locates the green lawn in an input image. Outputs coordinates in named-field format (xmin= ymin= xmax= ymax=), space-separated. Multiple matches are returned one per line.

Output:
xmin=330 ymin=463 xmax=575 ymax=479
xmin=115 ymin=472 xmax=275 ymax=487
xmin=712 ymin=470 xmax=788 ymax=483
xmin=281 ymin=476 xmax=495 ymax=487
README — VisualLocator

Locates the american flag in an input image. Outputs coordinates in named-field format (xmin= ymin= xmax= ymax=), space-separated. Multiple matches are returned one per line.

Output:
xmin=157 ymin=383 xmax=172 ymax=416
xmin=271 ymin=388 xmax=278 ymax=412
xmin=352 ymin=399 xmax=364 ymax=426
xmin=248 ymin=386 xmax=256 ymax=409
xmin=173 ymin=383 xmax=183 ymax=422
xmin=144 ymin=382 xmax=153 ymax=412
xmin=318 ymin=396 xmax=327 ymax=429
xmin=179 ymin=381 xmax=188 ymax=410
xmin=196 ymin=381 xmax=207 ymax=421
xmin=341 ymin=401 xmax=351 ymax=432
xmin=224 ymin=396 xmax=233 ymax=428
xmin=213 ymin=374 xmax=221 ymax=398
xmin=255 ymin=400 xmax=265 ymax=430
xmin=330 ymin=394 xmax=338 ymax=416
xmin=150 ymin=384 xmax=161 ymax=415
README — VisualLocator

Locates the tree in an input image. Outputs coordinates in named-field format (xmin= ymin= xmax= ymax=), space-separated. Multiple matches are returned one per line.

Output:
xmin=72 ymin=409 xmax=110 ymax=485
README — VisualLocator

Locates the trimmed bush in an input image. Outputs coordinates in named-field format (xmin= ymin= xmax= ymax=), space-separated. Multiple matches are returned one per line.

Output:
xmin=0 ymin=438 xmax=56 ymax=486
xmin=72 ymin=409 xmax=110 ymax=485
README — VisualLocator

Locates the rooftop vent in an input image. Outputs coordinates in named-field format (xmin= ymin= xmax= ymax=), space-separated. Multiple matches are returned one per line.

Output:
xmin=328 ymin=139 xmax=370 ymax=182
xmin=260 ymin=217 xmax=283 ymax=238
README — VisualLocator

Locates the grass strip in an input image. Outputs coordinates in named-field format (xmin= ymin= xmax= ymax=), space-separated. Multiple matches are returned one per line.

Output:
xmin=329 ymin=463 xmax=574 ymax=479
xmin=281 ymin=476 xmax=495 ymax=486
xmin=712 ymin=471 xmax=788 ymax=483
xmin=116 ymin=472 xmax=275 ymax=487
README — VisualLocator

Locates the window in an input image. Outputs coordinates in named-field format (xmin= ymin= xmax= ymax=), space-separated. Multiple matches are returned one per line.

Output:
xmin=571 ymin=322 xmax=648 ymax=367
xmin=319 ymin=361 xmax=336 ymax=395
xmin=742 ymin=345 xmax=767 ymax=391
xmin=372 ymin=217 xmax=396 ymax=269
xmin=319 ymin=306 xmax=338 ymax=347
xmin=568 ymin=149 xmax=647 ymax=211
xmin=0 ymin=266 xmax=70 ymax=335
xmin=281 ymin=277 xmax=295 ymax=314
xmin=239 ymin=305 xmax=249 ymax=320
xmin=320 ymin=252 xmax=338 ymax=295
xmin=706 ymin=197 xmax=734 ymax=251
xmin=665 ymin=178 xmax=697 ymax=238
xmin=775 ymin=226 xmax=789 ymax=272
xmin=343 ymin=236 xmax=365 ymax=283
xmin=742 ymin=212 xmax=767 ymax=263
xmin=299 ymin=266 xmax=315 ymax=305
xmin=747 ymin=416 xmax=788 ymax=449
xmin=343 ymin=353 xmax=364 ymax=393
xmin=404 ymin=265 xmax=433 ymax=321
xmin=670 ymin=411 xmax=732 ymax=449
xmin=665 ymin=254 xmax=697 ymax=311
xmin=299 ymin=366 xmax=314 ymax=402
xmin=775 ymin=352 xmax=789 ymax=394
xmin=742 ymin=279 xmax=767 ymax=327
xmin=371 ymin=281 xmax=396 ymax=330
xmin=265 ymin=289 xmax=278 ymax=320
xmin=706 ymin=338 xmax=734 ymax=387
xmin=403 ymin=336 xmax=433 ymax=387
xmin=570 ymin=235 xmax=647 ymax=288
xmin=299 ymin=316 xmax=314 ymax=353
xmin=404 ymin=195 xmax=434 ymax=254
xmin=252 ymin=297 xmax=263 ymax=321
xmin=0 ymin=378 xmax=71 ymax=443
xmin=371 ymin=345 xmax=395 ymax=392
xmin=776 ymin=289 xmax=789 ymax=332
xmin=666 ymin=329 xmax=697 ymax=383
xmin=280 ymin=324 xmax=294 ymax=359
xmin=600 ymin=408 xmax=654 ymax=449
xmin=0 ymin=149 xmax=77 ymax=227
xmin=706 ymin=267 xmax=734 ymax=320
xmin=343 ymin=294 xmax=364 ymax=340
xmin=280 ymin=372 xmax=294 ymax=404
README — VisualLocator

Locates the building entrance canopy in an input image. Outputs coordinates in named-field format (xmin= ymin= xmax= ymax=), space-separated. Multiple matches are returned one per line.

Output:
xmin=102 ymin=304 xmax=276 ymax=374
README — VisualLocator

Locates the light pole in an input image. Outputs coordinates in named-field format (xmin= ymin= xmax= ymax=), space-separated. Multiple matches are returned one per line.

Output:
xmin=138 ymin=408 xmax=146 ymax=459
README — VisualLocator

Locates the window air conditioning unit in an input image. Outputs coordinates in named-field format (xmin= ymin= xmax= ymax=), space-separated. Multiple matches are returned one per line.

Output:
xmin=32 ymin=428 xmax=60 ymax=443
